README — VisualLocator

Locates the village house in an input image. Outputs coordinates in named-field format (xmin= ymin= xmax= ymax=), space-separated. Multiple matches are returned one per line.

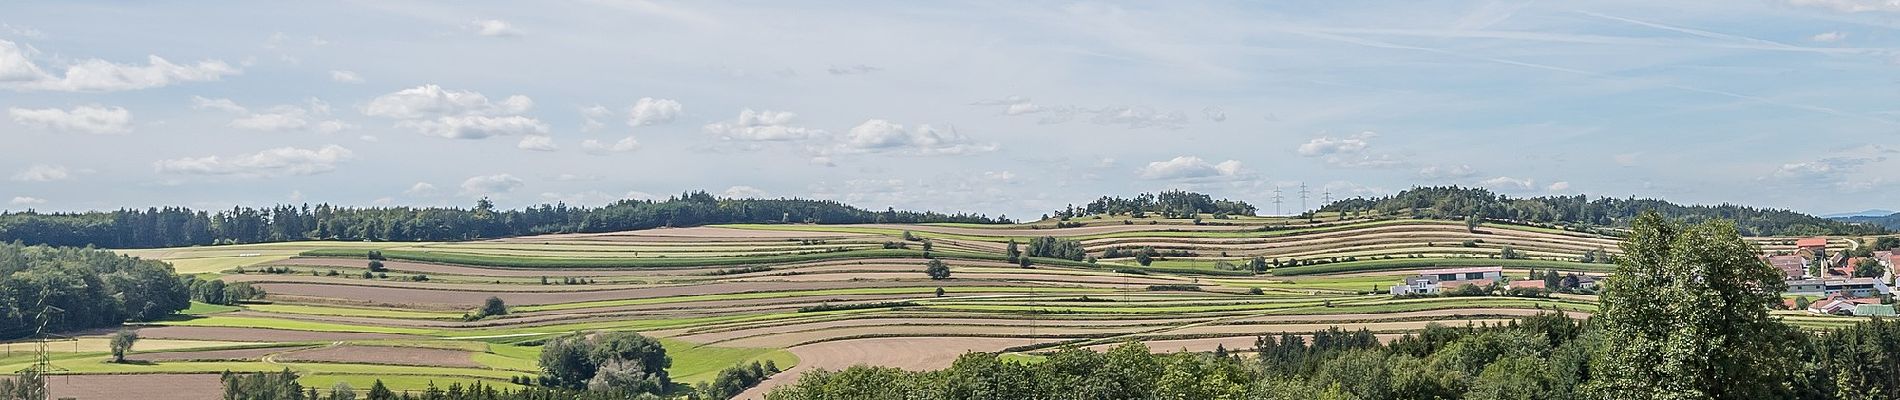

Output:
xmin=1797 ymin=237 xmax=1829 ymax=254
xmin=1767 ymin=255 xmax=1808 ymax=280
xmin=1787 ymin=277 xmax=1891 ymax=298
xmin=1390 ymin=266 xmax=1504 ymax=295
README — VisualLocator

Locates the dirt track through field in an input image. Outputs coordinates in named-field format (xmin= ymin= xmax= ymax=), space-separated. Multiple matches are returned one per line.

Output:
xmin=134 ymin=326 xmax=418 ymax=342
xmin=48 ymin=373 xmax=223 ymax=400
xmin=735 ymin=337 xmax=1052 ymax=400
xmin=127 ymin=346 xmax=306 ymax=362
xmin=254 ymin=279 xmax=1050 ymax=307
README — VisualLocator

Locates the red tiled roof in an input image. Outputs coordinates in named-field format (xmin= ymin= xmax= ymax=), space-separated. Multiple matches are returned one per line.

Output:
xmin=1797 ymin=237 xmax=1828 ymax=248
xmin=1507 ymin=280 xmax=1544 ymax=289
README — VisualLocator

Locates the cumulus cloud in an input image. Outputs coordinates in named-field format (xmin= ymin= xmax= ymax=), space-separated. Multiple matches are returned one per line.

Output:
xmin=471 ymin=19 xmax=522 ymax=37
xmin=1547 ymin=181 xmax=1572 ymax=192
xmin=582 ymin=137 xmax=640 ymax=154
xmin=838 ymin=119 xmax=996 ymax=155
xmin=703 ymin=108 xmax=822 ymax=141
xmin=461 ymin=174 xmax=524 ymax=195
xmin=1769 ymin=147 xmax=1893 ymax=192
xmin=1297 ymin=132 xmax=1374 ymax=156
xmin=154 ymin=145 xmax=354 ymax=177
xmin=330 ymin=70 xmax=364 ymax=83
xmin=1480 ymin=176 xmax=1537 ymax=191
xmin=1090 ymin=106 xmax=1188 ymax=129
xmin=579 ymin=105 xmax=612 ymax=133
xmin=8 ymin=196 xmax=44 ymax=206
xmin=0 ymin=40 xmax=239 ymax=92
xmin=627 ymin=97 xmax=682 ymax=127
xmin=9 ymin=105 xmax=132 ymax=134
xmin=517 ymin=135 xmax=558 ymax=151
xmin=1138 ymin=156 xmax=1246 ymax=180
xmin=11 ymin=165 xmax=69 ymax=182
xmin=190 ymin=96 xmax=247 ymax=113
xmin=722 ymin=185 xmax=767 ymax=198
xmin=1417 ymin=164 xmax=1477 ymax=179
xmin=365 ymin=85 xmax=545 ymax=139
xmin=405 ymin=182 xmax=438 ymax=195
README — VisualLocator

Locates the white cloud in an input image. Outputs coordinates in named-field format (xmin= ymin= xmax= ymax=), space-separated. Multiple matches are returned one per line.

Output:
xmin=1546 ymin=181 xmax=1572 ymax=192
xmin=8 ymin=196 xmax=44 ymax=206
xmin=627 ymin=97 xmax=682 ymax=127
xmin=460 ymin=174 xmax=524 ymax=195
xmin=1203 ymin=106 xmax=1226 ymax=122
xmin=839 ymin=119 xmax=996 ymax=155
xmin=1090 ymin=106 xmax=1188 ymax=129
xmin=517 ymin=135 xmax=559 ymax=151
xmin=1810 ymin=31 xmax=1848 ymax=42
xmin=579 ymin=105 xmax=611 ymax=133
xmin=364 ymin=84 xmax=532 ymax=120
xmin=703 ymin=108 xmax=822 ymax=141
xmin=0 ymin=40 xmax=238 ymax=92
xmin=1297 ymin=132 xmax=1375 ymax=156
xmin=722 ymin=185 xmax=767 ymax=198
xmin=981 ymin=171 xmax=1017 ymax=183
xmin=1480 ymin=176 xmax=1537 ymax=191
xmin=11 ymin=165 xmax=68 ymax=182
xmin=582 ymin=136 xmax=640 ymax=154
xmin=365 ymin=85 xmax=544 ymax=139
xmin=405 ymin=182 xmax=438 ymax=195
xmin=472 ymin=19 xmax=522 ymax=37
xmin=1417 ymin=164 xmax=1477 ymax=179
xmin=401 ymin=115 xmax=549 ymax=139
xmin=190 ymin=96 xmax=247 ymax=113
xmin=8 ymin=105 xmax=132 ymax=134
xmin=330 ymin=70 xmax=364 ymax=83
xmin=974 ymin=97 xmax=1189 ymax=129
xmin=154 ymin=145 xmax=354 ymax=177
xmin=1138 ymin=156 xmax=1246 ymax=180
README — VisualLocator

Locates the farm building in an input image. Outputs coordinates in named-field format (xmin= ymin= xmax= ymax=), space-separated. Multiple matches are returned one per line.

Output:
xmin=1767 ymin=255 xmax=1808 ymax=280
xmin=1390 ymin=266 xmax=1504 ymax=295
xmin=1796 ymin=237 xmax=1829 ymax=254
xmin=1787 ymin=278 xmax=1891 ymax=298
xmin=1807 ymin=294 xmax=1886 ymax=315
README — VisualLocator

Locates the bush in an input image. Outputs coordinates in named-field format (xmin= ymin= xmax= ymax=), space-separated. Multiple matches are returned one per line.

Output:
xmin=1145 ymin=284 xmax=1203 ymax=292
xmin=798 ymin=301 xmax=917 ymax=313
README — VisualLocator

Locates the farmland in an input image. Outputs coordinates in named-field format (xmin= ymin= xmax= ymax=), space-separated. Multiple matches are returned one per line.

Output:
xmin=22 ymin=215 xmax=1867 ymax=399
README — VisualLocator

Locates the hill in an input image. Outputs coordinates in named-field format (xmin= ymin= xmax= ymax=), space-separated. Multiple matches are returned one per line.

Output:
xmin=1836 ymin=212 xmax=1900 ymax=230
xmin=1318 ymin=186 xmax=1886 ymax=237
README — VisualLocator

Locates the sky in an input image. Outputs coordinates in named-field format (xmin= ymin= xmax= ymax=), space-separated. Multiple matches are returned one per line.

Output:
xmin=4 ymin=0 xmax=1900 ymax=219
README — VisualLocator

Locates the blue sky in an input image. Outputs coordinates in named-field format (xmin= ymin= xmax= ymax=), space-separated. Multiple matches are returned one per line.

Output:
xmin=3 ymin=0 xmax=1898 ymax=218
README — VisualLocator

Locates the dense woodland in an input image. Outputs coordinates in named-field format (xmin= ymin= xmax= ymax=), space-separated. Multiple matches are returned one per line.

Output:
xmin=0 ymin=191 xmax=1005 ymax=249
xmin=1837 ymin=212 xmax=1900 ymax=230
xmin=1057 ymin=190 xmax=1258 ymax=219
xmin=0 ymin=242 xmax=189 ymax=339
xmin=1320 ymin=186 xmax=1886 ymax=236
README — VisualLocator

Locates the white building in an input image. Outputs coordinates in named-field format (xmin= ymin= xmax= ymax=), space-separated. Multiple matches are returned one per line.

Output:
xmin=1390 ymin=266 xmax=1504 ymax=295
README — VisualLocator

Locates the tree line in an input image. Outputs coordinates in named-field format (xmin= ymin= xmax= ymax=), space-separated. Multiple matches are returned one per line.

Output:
xmin=0 ymin=241 xmax=189 ymax=340
xmin=1320 ymin=186 xmax=1886 ymax=236
xmin=1057 ymin=190 xmax=1258 ymax=219
xmin=0 ymin=191 xmax=1006 ymax=249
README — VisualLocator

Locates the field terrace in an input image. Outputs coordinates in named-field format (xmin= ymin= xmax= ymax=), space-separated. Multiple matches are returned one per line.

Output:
xmin=31 ymin=216 xmax=1866 ymax=398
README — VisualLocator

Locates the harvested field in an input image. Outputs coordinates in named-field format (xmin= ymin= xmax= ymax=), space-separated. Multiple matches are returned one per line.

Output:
xmin=127 ymin=346 xmax=308 ymax=362
xmin=274 ymin=344 xmax=483 ymax=368
xmin=736 ymin=337 xmax=1052 ymax=400
xmin=132 ymin=326 xmax=418 ymax=342
xmin=254 ymin=280 xmax=1044 ymax=308
xmin=47 ymin=373 xmax=224 ymax=400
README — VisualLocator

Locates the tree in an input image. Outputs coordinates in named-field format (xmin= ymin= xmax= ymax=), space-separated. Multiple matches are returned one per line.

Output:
xmin=538 ymin=331 xmax=672 ymax=393
xmin=1005 ymin=240 xmax=1021 ymax=263
xmin=935 ymin=287 xmax=946 ymax=297
xmin=1854 ymin=258 xmax=1886 ymax=278
xmin=366 ymin=260 xmax=386 ymax=272
xmin=109 ymin=329 xmax=138 ymax=363
xmin=481 ymin=296 xmax=508 ymax=318
xmin=328 ymin=382 xmax=357 ymax=400
xmin=1466 ymin=215 xmax=1482 ymax=232
xmin=366 ymin=380 xmax=394 ymax=400
xmin=1136 ymin=251 xmax=1154 ymax=266
xmin=1587 ymin=211 xmax=1795 ymax=399
xmin=1876 ymin=236 xmax=1900 ymax=251
xmin=925 ymin=259 xmax=951 ymax=280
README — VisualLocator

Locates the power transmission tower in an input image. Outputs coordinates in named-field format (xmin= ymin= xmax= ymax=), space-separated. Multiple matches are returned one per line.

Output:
xmin=1271 ymin=188 xmax=1284 ymax=216
xmin=1298 ymin=183 xmax=1310 ymax=213
xmin=1323 ymin=191 xmax=1332 ymax=205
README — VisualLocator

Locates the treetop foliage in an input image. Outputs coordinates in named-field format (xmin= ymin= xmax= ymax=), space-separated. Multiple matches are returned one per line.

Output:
xmin=1060 ymin=190 xmax=1257 ymax=218
xmin=0 ymin=241 xmax=188 ymax=339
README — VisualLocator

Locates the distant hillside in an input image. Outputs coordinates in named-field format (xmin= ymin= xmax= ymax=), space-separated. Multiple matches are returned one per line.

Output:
xmin=1836 ymin=212 xmax=1900 ymax=231
xmin=1053 ymin=190 xmax=1257 ymax=219
xmin=1319 ymin=186 xmax=1887 ymax=237
xmin=1822 ymin=209 xmax=1896 ymax=218
xmin=0 ymin=191 xmax=1006 ymax=249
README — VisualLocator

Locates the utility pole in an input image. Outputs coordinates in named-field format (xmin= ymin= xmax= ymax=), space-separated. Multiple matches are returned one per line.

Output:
xmin=1322 ymin=191 xmax=1332 ymax=205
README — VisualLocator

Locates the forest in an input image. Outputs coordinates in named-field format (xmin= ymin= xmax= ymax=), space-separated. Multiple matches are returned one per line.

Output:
xmin=1318 ymin=186 xmax=1886 ymax=236
xmin=0 ymin=191 xmax=1005 ymax=249
xmin=1057 ymin=190 xmax=1259 ymax=219
xmin=0 ymin=242 xmax=189 ymax=339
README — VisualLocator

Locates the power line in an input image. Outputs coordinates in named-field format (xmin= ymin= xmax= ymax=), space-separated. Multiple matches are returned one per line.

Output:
xmin=1298 ymin=183 xmax=1309 ymax=213
xmin=1271 ymin=188 xmax=1284 ymax=215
